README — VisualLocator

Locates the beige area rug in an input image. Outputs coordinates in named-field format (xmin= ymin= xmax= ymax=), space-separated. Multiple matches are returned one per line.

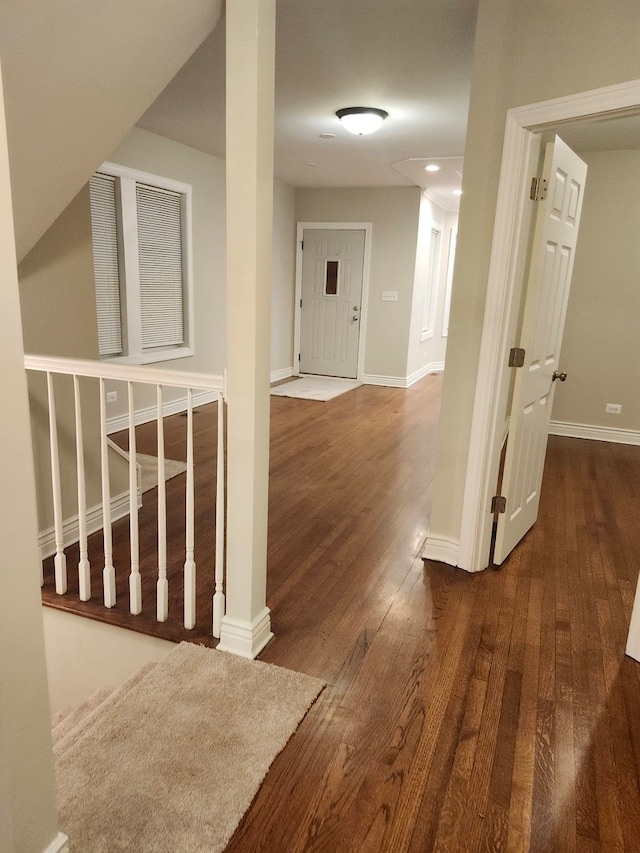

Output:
xmin=137 ymin=452 xmax=187 ymax=493
xmin=271 ymin=375 xmax=362 ymax=401
xmin=53 ymin=642 xmax=324 ymax=852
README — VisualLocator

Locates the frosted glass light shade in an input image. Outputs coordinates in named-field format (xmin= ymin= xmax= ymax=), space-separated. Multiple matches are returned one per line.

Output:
xmin=336 ymin=107 xmax=388 ymax=135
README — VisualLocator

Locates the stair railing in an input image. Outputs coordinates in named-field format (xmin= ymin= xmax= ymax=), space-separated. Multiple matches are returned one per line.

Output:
xmin=24 ymin=354 xmax=226 ymax=638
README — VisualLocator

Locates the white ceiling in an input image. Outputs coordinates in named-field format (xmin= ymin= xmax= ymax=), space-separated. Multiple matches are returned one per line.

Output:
xmin=137 ymin=0 xmax=479 ymax=211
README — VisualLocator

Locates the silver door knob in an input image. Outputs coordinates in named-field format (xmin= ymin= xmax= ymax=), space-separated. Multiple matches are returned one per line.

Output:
xmin=353 ymin=306 xmax=359 ymax=311
xmin=552 ymin=371 xmax=567 ymax=382
xmin=352 ymin=315 xmax=359 ymax=321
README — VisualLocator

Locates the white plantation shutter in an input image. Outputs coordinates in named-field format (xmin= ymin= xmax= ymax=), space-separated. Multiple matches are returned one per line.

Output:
xmin=136 ymin=184 xmax=184 ymax=350
xmin=90 ymin=175 xmax=123 ymax=357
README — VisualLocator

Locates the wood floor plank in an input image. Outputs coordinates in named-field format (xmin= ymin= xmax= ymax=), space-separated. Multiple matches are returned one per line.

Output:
xmin=506 ymin=576 xmax=542 ymax=852
xmin=40 ymin=380 xmax=640 ymax=852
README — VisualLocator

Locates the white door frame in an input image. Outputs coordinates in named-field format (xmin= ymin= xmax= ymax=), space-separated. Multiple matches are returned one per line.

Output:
xmin=294 ymin=222 xmax=373 ymax=380
xmin=459 ymin=78 xmax=640 ymax=573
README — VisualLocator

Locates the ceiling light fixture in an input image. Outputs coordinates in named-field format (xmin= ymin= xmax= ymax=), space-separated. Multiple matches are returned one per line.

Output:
xmin=425 ymin=164 xmax=441 ymax=172
xmin=336 ymin=107 xmax=388 ymax=136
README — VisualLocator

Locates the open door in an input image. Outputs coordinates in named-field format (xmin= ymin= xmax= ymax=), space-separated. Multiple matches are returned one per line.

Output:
xmin=494 ymin=136 xmax=588 ymax=564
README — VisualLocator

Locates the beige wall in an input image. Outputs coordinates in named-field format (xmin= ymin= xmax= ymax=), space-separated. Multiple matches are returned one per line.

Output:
xmin=0 ymin=61 xmax=59 ymax=851
xmin=551 ymin=149 xmax=640 ymax=434
xmin=429 ymin=0 xmax=640 ymax=547
xmin=19 ymin=186 xmax=128 ymax=532
xmin=1 ymin=0 xmax=222 ymax=261
xmin=296 ymin=186 xmax=422 ymax=381
xmin=272 ymin=179 xmax=296 ymax=376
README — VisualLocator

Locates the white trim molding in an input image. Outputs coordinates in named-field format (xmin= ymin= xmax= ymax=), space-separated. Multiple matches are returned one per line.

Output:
xmin=107 ymin=389 xmax=219 ymax=434
xmin=43 ymin=832 xmax=69 ymax=853
xmin=270 ymin=366 xmax=294 ymax=383
xmin=38 ymin=488 xmax=134 ymax=560
xmin=294 ymin=222 xmax=373 ymax=381
xmin=217 ymin=607 xmax=273 ymax=659
xmin=362 ymin=374 xmax=406 ymax=388
xmin=363 ymin=363 xmax=444 ymax=389
xmin=549 ymin=420 xmax=640 ymax=446
xmin=457 ymin=78 xmax=640 ymax=574
xmin=406 ymin=362 xmax=444 ymax=387
xmin=422 ymin=534 xmax=460 ymax=567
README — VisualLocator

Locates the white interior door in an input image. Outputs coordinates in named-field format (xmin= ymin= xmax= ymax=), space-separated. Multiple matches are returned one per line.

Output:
xmin=494 ymin=136 xmax=588 ymax=564
xmin=299 ymin=229 xmax=365 ymax=378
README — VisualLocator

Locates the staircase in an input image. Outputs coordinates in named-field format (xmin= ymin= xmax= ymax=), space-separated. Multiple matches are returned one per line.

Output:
xmin=50 ymin=642 xmax=324 ymax=852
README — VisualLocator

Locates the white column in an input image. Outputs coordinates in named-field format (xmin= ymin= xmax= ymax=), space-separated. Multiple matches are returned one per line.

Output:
xmin=626 ymin=573 xmax=640 ymax=661
xmin=217 ymin=0 xmax=275 ymax=658
xmin=0 ymin=59 xmax=65 ymax=851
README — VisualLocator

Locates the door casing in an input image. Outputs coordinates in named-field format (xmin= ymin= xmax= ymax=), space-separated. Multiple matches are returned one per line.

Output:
xmin=457 ymin=79 xmax=640 ymax=573
xmin=294 ymin=222 xmax=372 ymax=380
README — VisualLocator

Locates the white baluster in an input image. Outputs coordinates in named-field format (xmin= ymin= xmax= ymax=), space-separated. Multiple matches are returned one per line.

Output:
xmin=212 ymin=391 xmax=226 ymax=638
xmin=156 ymin=385 xmax=168 ymax=622
xmin=73 ymin=376 xmax=90 ymax=601
xmin=184 ymin=388 xmax=196 ymax=629
xmin=100 ymin=378 xmax=116 ymax=607
xmin=128 ymin=381 xmax=141 ymax=615
xmin=47 ymin=372 xmax=67 ymax=594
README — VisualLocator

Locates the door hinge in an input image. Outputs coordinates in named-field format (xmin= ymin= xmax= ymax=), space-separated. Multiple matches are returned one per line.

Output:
xmin=530 ymin=177 xmax=548 ymax=201
xmin=508 ymin=347 xmax=526 ymax=368
xmin=298 ymin=352 xmax=301 ymax=361
xmin=301 ymin=240 xmax=304 ymax=250
xmin=300 ymin=298 xmax=302 ymax=308
xmin=491 ymin=495 xmax=506 ymax=515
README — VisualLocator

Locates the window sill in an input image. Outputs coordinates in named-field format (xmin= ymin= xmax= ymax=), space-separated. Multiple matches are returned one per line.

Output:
xmin=102 ymin=348 xmax=194 ymax=367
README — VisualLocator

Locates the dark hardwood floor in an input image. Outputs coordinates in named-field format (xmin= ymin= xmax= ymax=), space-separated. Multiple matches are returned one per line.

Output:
xmin=43 ymin=376 xmax=640 ymax=851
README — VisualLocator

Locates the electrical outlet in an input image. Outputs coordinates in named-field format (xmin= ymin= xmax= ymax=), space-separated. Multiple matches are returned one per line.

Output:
xmin=106 ymin=391 xmax=118 ymax=403
xmin=605 ymin=403 xmax=622 ymax=415
xmin=382 ymin=291 xmax=398 ymax=302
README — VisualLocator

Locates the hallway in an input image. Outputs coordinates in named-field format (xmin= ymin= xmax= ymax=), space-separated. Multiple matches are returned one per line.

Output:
xmin=42 ymin=375 xmax=640 ymax=849
xmin=234 ymin=385 xmax=640 ymax=851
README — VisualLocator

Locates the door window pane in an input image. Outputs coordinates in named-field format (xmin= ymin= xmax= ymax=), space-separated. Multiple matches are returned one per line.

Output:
xmin=325 ymin=260 xmax=339 ymax=296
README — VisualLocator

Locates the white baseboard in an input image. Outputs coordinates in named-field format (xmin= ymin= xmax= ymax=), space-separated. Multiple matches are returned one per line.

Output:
xmin=270 ymin=366 xmax=294 ymax=383
xmin=549 ymin=420 xmax=640 ymax=446
xmin=38 ymin=489 xmax=133 ymax=560
xmin=43 ymin=832 xmax=69 ymax=853
xmin=362 ymin=363 xmax=444 ymax=389
xmin=107 ymin=389 xmax=220 ymax=435
xmin=217 ymin=607 xmax=274 ymax=659
xmin=406 ymin=361 xmax=445 ymax=387
xmin=421 ymin=533 xmax=461 ymax=568
xmin=361 ymin=374 xmax=407 ymax=388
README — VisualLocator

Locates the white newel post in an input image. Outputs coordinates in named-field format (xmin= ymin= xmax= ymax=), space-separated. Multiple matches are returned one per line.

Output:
xmin=217 ymin=0 xmax=275 ymax=658
xmin=0 ymin=57 xmax=66 ymax=852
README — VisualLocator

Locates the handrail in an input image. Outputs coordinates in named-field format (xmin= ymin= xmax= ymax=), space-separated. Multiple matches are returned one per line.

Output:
xmin=24 ymin=354 xmax=224 ymax=392
xmin=25 ymin=352 xmax=226 ymax=638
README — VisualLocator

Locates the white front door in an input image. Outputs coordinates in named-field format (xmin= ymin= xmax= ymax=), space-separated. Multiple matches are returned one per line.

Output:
xmin=494 ymin=136 xmax=588 ymax=564
xmin=299 ymin=229 xmax=365 ymax=378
